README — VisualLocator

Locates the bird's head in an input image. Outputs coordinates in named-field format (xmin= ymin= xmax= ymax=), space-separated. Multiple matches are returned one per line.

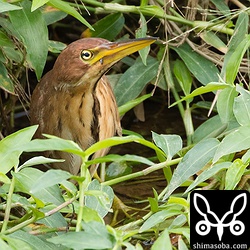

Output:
xmin=52 ymin=37 xmax=156 ymax=89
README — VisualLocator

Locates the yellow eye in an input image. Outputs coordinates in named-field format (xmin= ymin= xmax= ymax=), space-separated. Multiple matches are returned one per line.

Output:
xmin=81 ymin=50 xmax=93 ymax=60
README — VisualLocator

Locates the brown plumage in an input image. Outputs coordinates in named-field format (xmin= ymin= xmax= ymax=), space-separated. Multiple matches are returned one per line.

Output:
xmin=30 ymin=37 xmax=155 ymax=175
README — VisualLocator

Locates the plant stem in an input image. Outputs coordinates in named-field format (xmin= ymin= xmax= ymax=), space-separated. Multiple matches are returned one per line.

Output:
xmin=75 ymin=157 xmax=91 ymax=232
xmin=102 ymin=158 xmax=181 ymax=186
xmin=3 ymin=215 xmax=36 ymax=235
xmin=1 ymin=175 xmax=16 ymax=233
xmin=74 ymin=1 xmax=234 ymax=35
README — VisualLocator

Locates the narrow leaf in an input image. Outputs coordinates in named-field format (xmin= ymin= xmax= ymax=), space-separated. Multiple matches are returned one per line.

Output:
xmin=225 ymin=159 xmax=248 ymax=190
xmin=19 ymin=156 xmax=64 ymax=169
xmin=114 ymin=56 xmax=159 ymax=106
xmin=23 ymin=134 xmax=83 ymax=156
xmin=163 ymin=138 xmax=219 ymax=200
xmin=87 ymin=154 xmax=153 ymax=166
xmin=233 ymin=85 xmax=250 ymax=126
xmin=193 ymin=115 xmax=227 ymax=143
xmin=200 ymin=31 xmax=227 ymax=53
xmin=139 ymin=209 xmax=181 ymax=233
xmin=31 ymin=0 xmax=49 ymax=11
xmin=0 ymin=0 xmax=22 ymax=12
xmin=172 ymin=43 xmax=219 ymax=85
xmin=225 ymin=34 xmax=250 ymax=84
xmin=118 ymin=93 xmax=151 ymax=115
xmin=85 ymin=135 xmax=165 ymax=159
xmin=82 ymin=13 xmax=124 ymax=40
xmin=221 ymin=12 xmax=249 ymax=79
xmin=170 ymin=82 xmax=229 ymax=107
xmin=48 ymin=0 xmax=93 ymax=30
xmin=0 ymin=61 xmax=15 ymax=94
xmin=173 ymin=59 xmax=192 ymax=95
xmin=217 ymin=86 xmax=237 ymax=123
xmin=136 ymin=13 xmax=149 ymax=65
xmin=213 ymin=125 xmax=250 ymax=163
xmin=185 ymin=162 xmax=231 ymax=193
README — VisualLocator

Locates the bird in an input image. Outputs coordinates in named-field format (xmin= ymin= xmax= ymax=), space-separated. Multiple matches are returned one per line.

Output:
xmin=29 ymin=37 xmax=156 ymax=176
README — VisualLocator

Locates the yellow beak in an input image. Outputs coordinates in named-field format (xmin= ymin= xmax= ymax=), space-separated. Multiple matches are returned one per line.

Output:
xmin=89 ymin=37 xmax=157 ymax=65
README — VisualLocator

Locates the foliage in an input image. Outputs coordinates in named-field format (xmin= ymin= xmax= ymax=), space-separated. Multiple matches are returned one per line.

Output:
xmin=0 ymin=0 xmax=250 ymax=249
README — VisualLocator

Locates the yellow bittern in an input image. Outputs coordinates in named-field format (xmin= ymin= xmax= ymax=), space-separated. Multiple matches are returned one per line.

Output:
xmin=30 ymin=37 xmax=155 ymax=175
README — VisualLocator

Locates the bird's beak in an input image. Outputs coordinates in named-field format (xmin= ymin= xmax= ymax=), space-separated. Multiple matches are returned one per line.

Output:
xmin=89 ymin=37 xmax=157 ymax=66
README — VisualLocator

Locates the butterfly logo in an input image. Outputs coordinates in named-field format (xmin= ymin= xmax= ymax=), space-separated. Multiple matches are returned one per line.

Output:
xmin=193 ymin=193 xmax=247 ymax=241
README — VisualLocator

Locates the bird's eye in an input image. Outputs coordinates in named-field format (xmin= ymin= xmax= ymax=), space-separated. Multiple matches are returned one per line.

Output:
xmin=81 ymin=50 xmax=93 ymax=60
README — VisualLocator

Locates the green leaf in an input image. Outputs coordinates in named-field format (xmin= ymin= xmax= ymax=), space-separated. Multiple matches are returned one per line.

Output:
xmin=9 ymin=0 xmax=48 ymax=79
xmin=225 ymin=34 xmax=250 ymax=84
xmin=0 ymin=125 xmax=38 ymax=174
xmin=82 ymin=13 xmax=124 ymax=40
xmin=242 ymin=149 xmax=250 ymax=164
xmin=163 ymin=138 xmax=219 ymax=200
xmin=210 ymin=0 xmax=230 ymax=14
xmin=151 ymin=228 xmax=172 ymax=250
xmin=200 ymin=31 xmax=227 ymax=53
xmin=217 ymin=86 xmax=237 ymax=123
xmin=169 ymin=214 xmax=187 ymax=230
xmin=185 ymin=162 xmax=231 ymax=193
xmin=221 ymin=12 xmax=249 ymax=80
xmin=193 ymin=115 xmax=227 ymax=143
xmin=136 ymin=13 xmax=149 ymax=65
xmin=0 ymin=235 xmax=32 ymax=250
xmin=85 ymin=135 xmax=165 ymax=159
xmin=0 ymin=61 xmax=15 ymax=94
xmin=0 ymin=0 xmax=22 ymax=12
xmin=233 ymin=85 xmax=250 ymax=126
xmin=47 ymin=0 xmax=93 ymax=30
xmin=114 ymin=56 xmax=159 ymax=106
xmin=42 ymin=8 xmax=67 ymax=26
xmin=31 ymin=0 xmax=49 ymax=11
xmin=48 ymin=40 xmax=66 ymax=53
xmin=139 ymin=209 xmax=181 ymax=233
xmin=19 ymin=156 xmax=64 ymax=169
xmin=170 ymin=82 xmax=229 ymax=107
xmin=172 ymin=43 xmax=219 ymax=85
xmin=152 ymin=132 xmax=182 ymax=160
xmin=10 ymin=230 xmax=62 ymax=250
xmin=213 ymin=125 xmax=250 ymax=163
xmin=0 ymin=30 xmax=14 ymax=47
xmin=14 ymin=167 xmax=64 ymax=205
xmin=0 ymin=172 xmax=10 ymax=184
xmin=23 ymin=135 xmax=83 ymax=156
xmin=38 ymin=205 xmax=67 ymax=230
xmin=118 ymin=93 xmax=151 ymax=115
xmin=48 ymin=222 xmax=113 ymax=249
xmin=105 ymin=161 xmax=132 ymax=179
xmin=225 ymin=159 xmax=248 ymax=190
xmin=85 ymin=180 xmax=114 ymax=218
xmin=87 ymin=154 xmax=153 ymax=166
xmin=173 ymin=59 xmax=192 ymax=95
xmin=0 ymin=238 xmax=12 ymax=250
xmin=30 ymin=169 xmax=71 ymax=193
xmin=82 ymin=206 xmax=103 ymax=223
xmin=178 ymin=237 xmax=189 ymax=250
